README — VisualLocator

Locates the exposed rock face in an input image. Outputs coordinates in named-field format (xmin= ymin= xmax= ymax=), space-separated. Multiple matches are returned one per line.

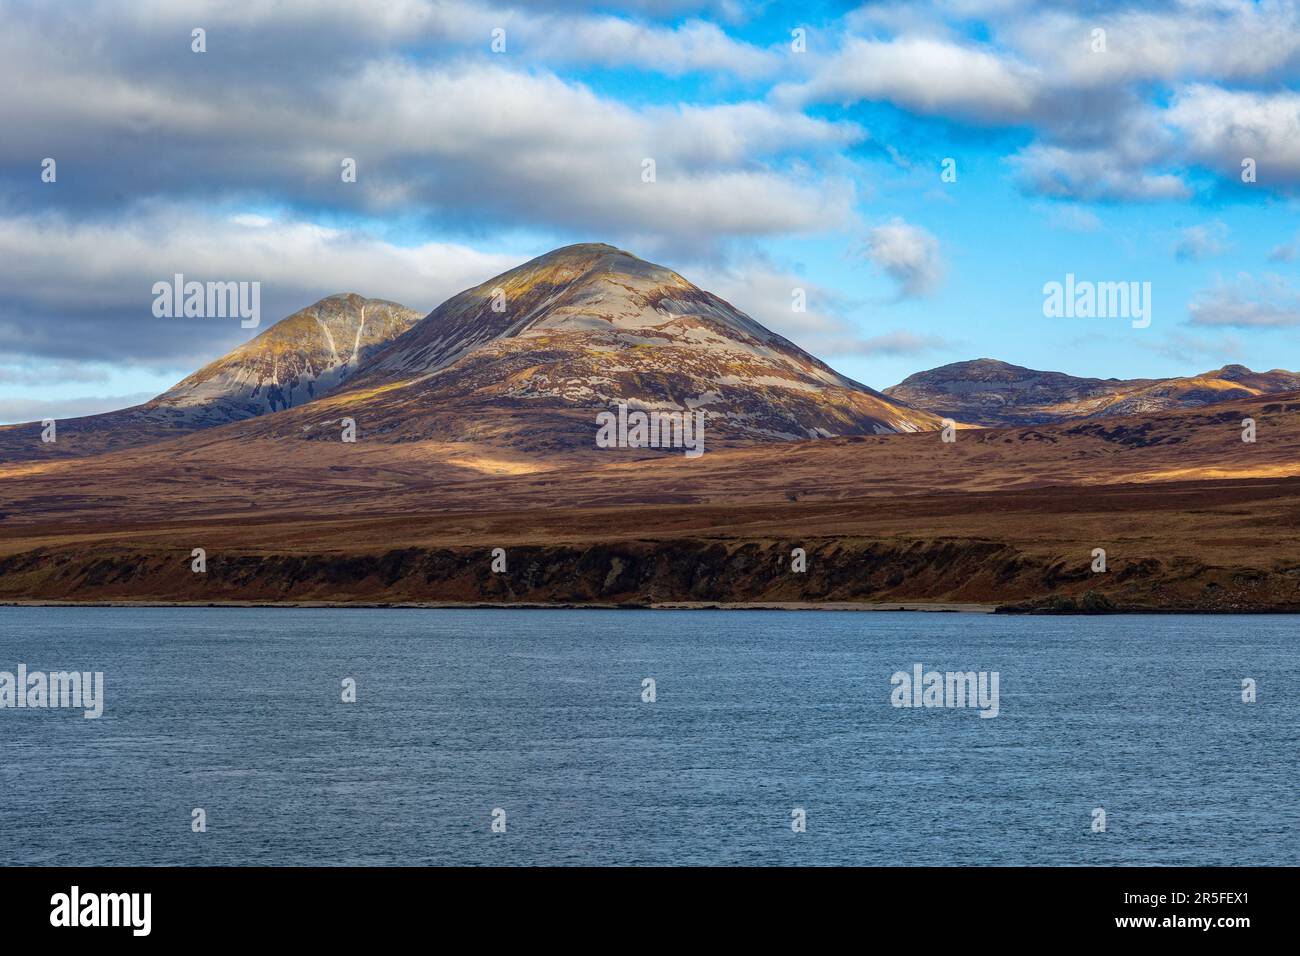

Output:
xmin=886 ymin=358 xmax=1300 ymax=426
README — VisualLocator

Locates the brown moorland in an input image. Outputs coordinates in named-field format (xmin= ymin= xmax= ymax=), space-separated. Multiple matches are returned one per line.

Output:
xmin=2 ymin=389 xmax=1298 ymax=611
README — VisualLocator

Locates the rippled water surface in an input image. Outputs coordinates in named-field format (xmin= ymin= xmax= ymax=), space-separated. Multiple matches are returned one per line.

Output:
xmin=0 ymin=607 xmax=1295 ymax=865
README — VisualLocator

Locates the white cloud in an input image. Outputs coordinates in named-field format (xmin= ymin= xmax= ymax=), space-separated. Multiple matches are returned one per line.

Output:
xmin=774 ymin=5 xmax=1300 ymax=198
xmin=1269 ymin=237 xmax=1299 ymax=262
xmin=332 ymin=61 xmax=856 ymax=236
xmin=775 ymin=35 xmax=1040 ymax=123
xmin=699 ymin=261 xmax=945 ymax=358
xmin=1000 ymin=3 xmax=1300 ymax=89
xmin=1167 ymin=85 xmax=1300 ymax=185
xmin=863 ymin=219 xmax=945 ymax=298
xmin=519 ymin=15 xmax=781 ymax=77
xmin=1042 ymin=205 xmax=1102 ymax=233
xmin=850 ymin=330 xmax=947 ymax=356
xmin=1141 ymin=330 xmax=1244 ymax=367
xmin=0 ymin=206 xmax=523 ymax=365
xmin=0 ymin=24 xmax=856 ymax=243
xmin=650 ymin=101 xmax=864 ymax=167
xmin=1011 ymin=143 xmax=1189 ymax=201
xmin=1188 ymin=273 xmax=1300 ymax=329
xmin=1174 ymin=222 xmax=1230 ymax=262
xmin=117 ymin=0 xmax=778 ymax=76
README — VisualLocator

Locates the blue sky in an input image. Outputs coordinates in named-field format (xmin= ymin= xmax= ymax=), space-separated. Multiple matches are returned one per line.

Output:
xmin=1 ymin=0 xmax=1299 ymax=422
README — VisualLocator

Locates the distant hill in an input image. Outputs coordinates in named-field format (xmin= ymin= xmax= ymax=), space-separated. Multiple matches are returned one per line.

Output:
xmin=885 ymin=358 xmax=1300 ymax=426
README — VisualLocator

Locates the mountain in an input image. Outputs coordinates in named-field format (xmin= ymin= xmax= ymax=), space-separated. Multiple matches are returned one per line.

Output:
xmin=148 ymin=294 xmax=422 ymax=427
xmin=6 ymin=249 xmax=1300 ymax=610
xmin=237 ymin=243 xmax=942 ymax=450
xmin=885 ymin=358 xmax=1300 ymax=426
xmin=0 ymin=294 xmax=422 ymax=461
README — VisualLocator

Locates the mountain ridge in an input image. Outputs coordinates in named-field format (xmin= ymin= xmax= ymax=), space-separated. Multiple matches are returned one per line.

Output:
xmin=886 ymin=357 xmax=1300 ymax=426
xmin=8 ymin=246 xmax=1298 ymax=464
xmin=225 ymin=243 xmax=945 ymax=450
xmin=0 ymin=293 xmax=422 ymax=461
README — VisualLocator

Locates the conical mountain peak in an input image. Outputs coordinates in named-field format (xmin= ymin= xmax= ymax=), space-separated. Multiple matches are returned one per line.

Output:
xmin=339 ymin=244 xmax=943 ymax=444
